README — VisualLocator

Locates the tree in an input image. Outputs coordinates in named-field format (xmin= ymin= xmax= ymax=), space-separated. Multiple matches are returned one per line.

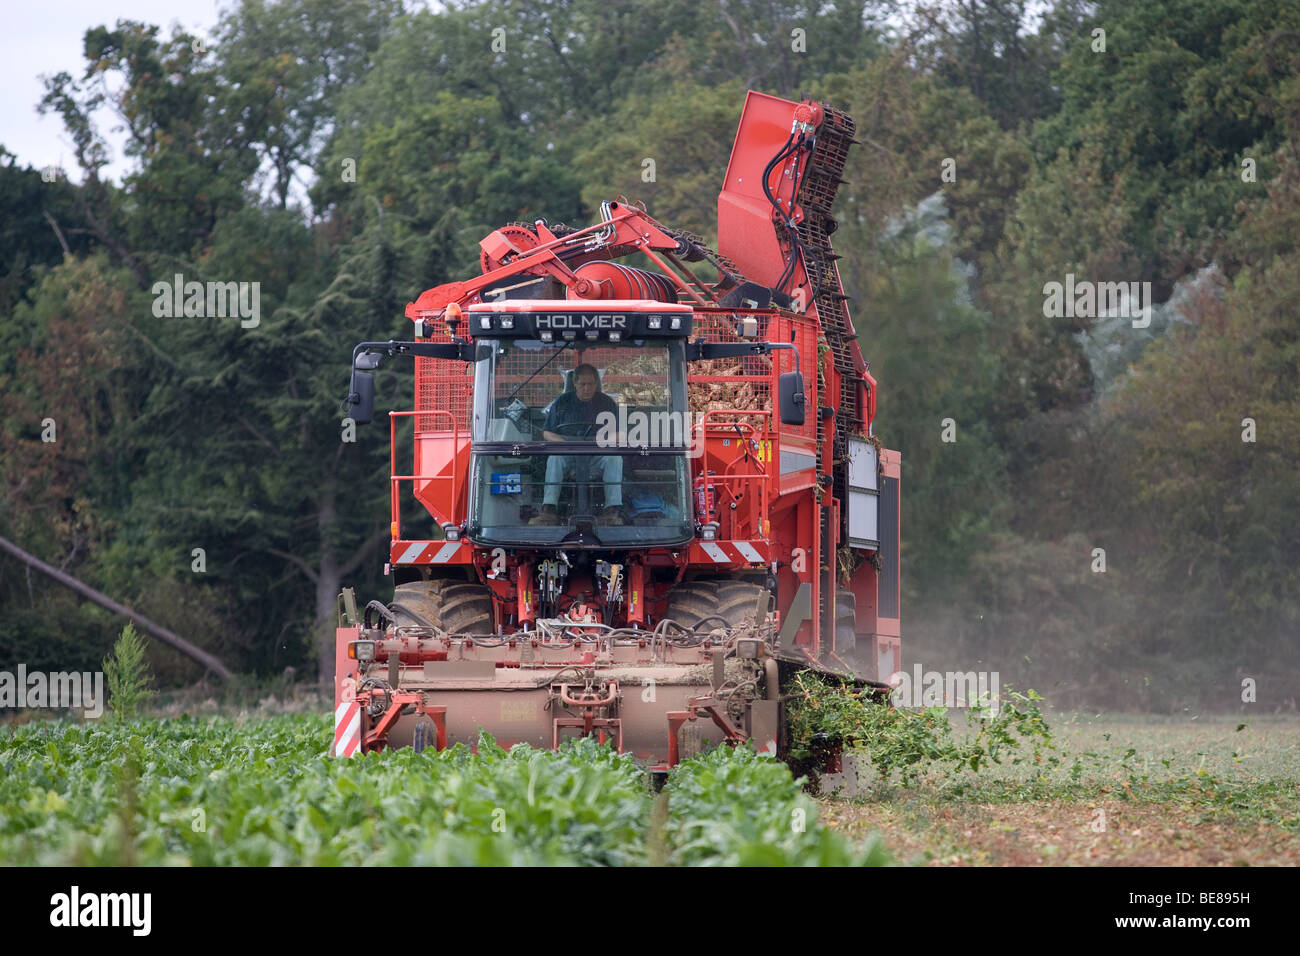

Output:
xmin=1106 ymin=135 xmax=1300 ymax=666
xmin=857 ymin=194 xmax=1010 ymax=593
xmin=1031 ymin=0 xmax=1300 ymax=288
xmin=103 ymin=622 xmax=154 ymax=719
xmin=40 ymin=20 xmax=252 ymax=280
xmin=0 ymin=149 xmax=94 ymax=314
xmin=213 ymin=0 xmax=404 ymax=210
xmin=573 ymin=81 xmax=749 ymax=239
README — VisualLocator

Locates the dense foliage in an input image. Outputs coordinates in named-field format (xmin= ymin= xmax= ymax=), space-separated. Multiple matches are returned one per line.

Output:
xmin=785 ymin=673 xmax=1055 ymax=785
xmin=1 ymin=0 xmax=1296 ymax=708
xmin=0 ymin=716 xmax=884 ymax=865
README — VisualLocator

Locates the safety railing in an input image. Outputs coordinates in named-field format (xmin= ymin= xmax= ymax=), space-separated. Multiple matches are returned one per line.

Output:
xmin=389 ymin=409 xmax=465 ymax=540
xmin=697 ymin=408 xmax=772 ymax=541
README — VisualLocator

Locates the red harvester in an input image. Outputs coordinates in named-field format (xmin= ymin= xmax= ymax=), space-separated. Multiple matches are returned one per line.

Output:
xmin=334 ymin=91 xmax=901 ymax=768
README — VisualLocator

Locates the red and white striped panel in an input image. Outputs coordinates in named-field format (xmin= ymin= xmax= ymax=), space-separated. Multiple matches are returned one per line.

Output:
xmin=331 ymin=701 xmax=362 ymax=758
xmin=690 ymin=540 xmax=768 ymax=565
xmin=390 ymin=540 xmax=465 ymax=565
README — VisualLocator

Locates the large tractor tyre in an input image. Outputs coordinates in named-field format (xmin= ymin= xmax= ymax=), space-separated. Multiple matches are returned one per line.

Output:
xmin=391 ymin=579 xmax=495 ymax=635
xmin=714 ymin=580 xmax=769 ymax=628
xmin=662 ymin=580 xmax=726 ymax=628
xmin=834 ymin=590 xmax=857 ymax=659
xmin=663 ymin=578 xmax=767 ymax=629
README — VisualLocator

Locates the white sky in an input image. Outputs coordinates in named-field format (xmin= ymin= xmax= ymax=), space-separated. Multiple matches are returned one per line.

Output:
xmin=0 ymin=1 xmax=228 ymax=181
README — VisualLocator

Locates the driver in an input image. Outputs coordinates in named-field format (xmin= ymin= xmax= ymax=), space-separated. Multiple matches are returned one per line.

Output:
xmin=531 ymin=363 xmax=623 ymax=526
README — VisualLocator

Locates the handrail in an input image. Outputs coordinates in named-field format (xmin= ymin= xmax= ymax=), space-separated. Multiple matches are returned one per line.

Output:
xmin=389 ymin=409 xmax=466 ymax=540
xmin=695 ymin=408 xmax=772 ymax=541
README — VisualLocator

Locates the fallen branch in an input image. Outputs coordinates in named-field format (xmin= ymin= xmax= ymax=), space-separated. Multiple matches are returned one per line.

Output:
xmin=0 ymin=534 xmax=234 ymax=679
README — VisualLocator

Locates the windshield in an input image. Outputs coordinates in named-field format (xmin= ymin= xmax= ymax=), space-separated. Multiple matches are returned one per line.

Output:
xmin=469 ymin=338 xmax=693 ymax=546
xmin=472 ymin=338 xmax=687 ymax=442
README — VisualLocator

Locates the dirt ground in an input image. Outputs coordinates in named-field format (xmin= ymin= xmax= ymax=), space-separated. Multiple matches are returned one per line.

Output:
xmin=821 ymin=798 xmax=1300 ymax=865
xmin=819 ymin=714 xmax=1300 ymax=866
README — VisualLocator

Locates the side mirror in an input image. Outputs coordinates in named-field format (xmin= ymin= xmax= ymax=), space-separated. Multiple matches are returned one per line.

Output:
xmin=779 ymin=371 xmax=805 ymax=426
xmin=349 ymin=371 xmax=375 ymax=425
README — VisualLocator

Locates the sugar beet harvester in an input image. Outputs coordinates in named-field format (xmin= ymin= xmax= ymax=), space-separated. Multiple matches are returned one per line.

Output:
xmin=334 ymin=92 xmax=901 ymax=766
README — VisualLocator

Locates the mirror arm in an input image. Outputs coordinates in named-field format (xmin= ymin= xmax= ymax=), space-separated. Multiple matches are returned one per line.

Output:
xmin=687 ymin=341 xmax=799 ymax=373
xmin=766 ymin=342 xmax=798 ymax=374
xmin=353 ymin=339 xmax=477 ymax=367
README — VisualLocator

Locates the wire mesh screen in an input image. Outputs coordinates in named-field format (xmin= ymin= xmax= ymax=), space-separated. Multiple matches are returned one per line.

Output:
xmin=689 ymin=309 xmax=817 ymax=443
xmin=689 ymin=311 xmax=772 ymax=419
xmin=415 ymin=317 xmax=473 ymax=435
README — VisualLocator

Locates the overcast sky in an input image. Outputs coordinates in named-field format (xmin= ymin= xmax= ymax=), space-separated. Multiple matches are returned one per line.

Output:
xmin=1 ymin=1 xmax=228 ymax=180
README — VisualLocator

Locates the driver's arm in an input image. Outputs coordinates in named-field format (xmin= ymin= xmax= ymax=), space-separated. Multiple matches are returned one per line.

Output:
xmin=542 ymin=396 xmax=566 ymax=442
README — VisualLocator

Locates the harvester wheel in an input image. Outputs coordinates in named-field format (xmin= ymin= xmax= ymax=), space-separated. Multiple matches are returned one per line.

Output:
xmin=392 ymin=579 xmax=494 ymax=635
xmin=662 ymin=581 xmax=724 ymax=628
xmin=663 ymin=578 xmax=767 ymax=629
xmin=713 ymin=580 xmax=769 ymax=627
xmin=665 ymin=580 xmax=764 ymax=639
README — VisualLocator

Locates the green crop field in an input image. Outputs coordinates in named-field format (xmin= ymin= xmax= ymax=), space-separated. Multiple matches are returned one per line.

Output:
xmin=0 ymin=714 xmax=888 ymax=866
xmin=3 ymin=703 xmax=1296 ymax=866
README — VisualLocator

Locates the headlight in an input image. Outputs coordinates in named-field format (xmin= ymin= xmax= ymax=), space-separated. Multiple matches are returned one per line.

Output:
xmin=348 ymin=640 xmax=377 ymax=662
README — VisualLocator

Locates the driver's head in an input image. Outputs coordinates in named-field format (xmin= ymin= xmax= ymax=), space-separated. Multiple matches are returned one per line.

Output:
xmin=573 ymin=364 xmax=600 ymax=401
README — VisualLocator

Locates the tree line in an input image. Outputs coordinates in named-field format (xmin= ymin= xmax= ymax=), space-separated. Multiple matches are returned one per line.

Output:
xmin=1 ymin=0 xmax=1296 ymax=709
